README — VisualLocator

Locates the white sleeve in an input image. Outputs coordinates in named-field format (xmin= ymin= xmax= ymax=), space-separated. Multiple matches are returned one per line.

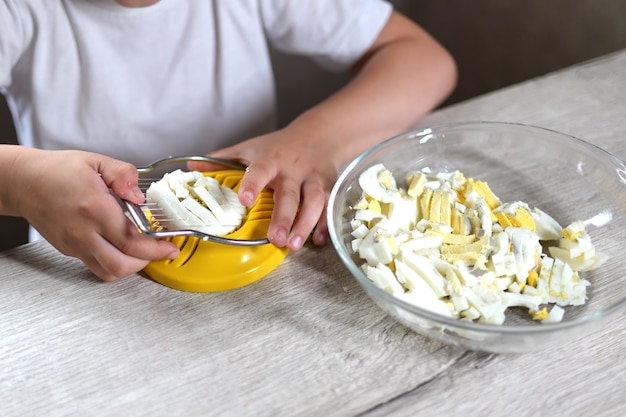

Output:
xmin=0 ymin=0 xmax=32 ymax=87
xmin=259 ymin=0 xmax=393 ymax=72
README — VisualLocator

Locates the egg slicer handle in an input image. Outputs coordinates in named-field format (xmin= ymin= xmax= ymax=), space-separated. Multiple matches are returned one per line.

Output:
xmin=112 ymin=155 xmax=271 ymax=246
xmin=135 ymin=155 xmax=247 ymax=174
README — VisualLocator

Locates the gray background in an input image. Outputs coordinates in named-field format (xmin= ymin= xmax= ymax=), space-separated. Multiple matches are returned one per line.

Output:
xmin=2 ymin=0 xmax=625 ymax=251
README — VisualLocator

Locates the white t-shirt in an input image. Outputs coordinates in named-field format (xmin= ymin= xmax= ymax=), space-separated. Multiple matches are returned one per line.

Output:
xmin=0 ymin=0 xmax=393 ymax=166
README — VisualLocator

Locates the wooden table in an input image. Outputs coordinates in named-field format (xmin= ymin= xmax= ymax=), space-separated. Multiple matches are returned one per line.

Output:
xmin=2 ymin=50 xmax=625 ymax=417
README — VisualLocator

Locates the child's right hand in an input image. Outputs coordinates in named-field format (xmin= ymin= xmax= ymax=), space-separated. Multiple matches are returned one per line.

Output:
xmin=0 ymin=147 xmax=180 ymax=281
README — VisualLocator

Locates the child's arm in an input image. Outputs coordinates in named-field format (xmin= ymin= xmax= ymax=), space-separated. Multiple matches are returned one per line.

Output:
xmin=0 ymin=145 xmax=179 ymax=281
xmin=192 ymin=11 xmax=457 ymax=251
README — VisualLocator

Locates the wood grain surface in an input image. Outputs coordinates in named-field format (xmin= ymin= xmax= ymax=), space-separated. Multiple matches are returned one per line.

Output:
xmin=1 ymin=50 xmax=625 ymax=417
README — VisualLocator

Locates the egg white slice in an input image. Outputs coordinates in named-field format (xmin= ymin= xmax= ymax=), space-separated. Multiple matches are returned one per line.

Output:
xmin=146 ymin=169 xmax=247 ymax=236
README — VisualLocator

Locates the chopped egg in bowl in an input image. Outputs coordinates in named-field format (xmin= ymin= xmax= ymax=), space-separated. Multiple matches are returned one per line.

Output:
xmin=328 ymin=122 xmax=626 ymax=353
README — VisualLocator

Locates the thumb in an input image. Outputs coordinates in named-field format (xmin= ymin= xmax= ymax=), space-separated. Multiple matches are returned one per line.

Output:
xmin=96 ymin=156 xmax=145 ymax=204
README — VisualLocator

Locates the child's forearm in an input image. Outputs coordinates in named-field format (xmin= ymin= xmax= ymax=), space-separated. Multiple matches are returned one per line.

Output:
xmin=0 ymin=144 xmax=29 ymax=216
xmin=285 ymin=11 xmax=456 ymax=165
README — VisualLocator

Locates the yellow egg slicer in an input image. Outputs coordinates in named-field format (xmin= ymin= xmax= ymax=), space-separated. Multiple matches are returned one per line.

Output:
xmin=120 ymin=155 xmax=289 ymax=292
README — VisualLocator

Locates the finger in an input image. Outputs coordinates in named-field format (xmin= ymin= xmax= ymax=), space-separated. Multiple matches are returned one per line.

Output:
xmin=238 ymin=161 xmax=276 ymax=207
xmin=87 ymin=227 xmax=179 ymax=281
xmin=85 ymin=235 xmax=179 ymax=282
xmin=100 ymin=203 xmax=180 ymax=260
xmin=266 ymin=178 xmax=302 ymax=248
xmin=80 ymin=251 xmax=143 ymax=282
xmin=67 ymin=229 xmax=151 ymax=282
xmin=88 ymin=236 xmax=152 ymax=282
xmin=79 ymin=253 xmax=118 ymax=282
xmin=286 ymin=181 xmax=327 ymax=250
xmin=78 ymin=197 xmax=180 ymax=280
xmin=312 ymin=206 xmax=330 ymax=246
xmin=116 ymin=219 xmax=181 ymax=260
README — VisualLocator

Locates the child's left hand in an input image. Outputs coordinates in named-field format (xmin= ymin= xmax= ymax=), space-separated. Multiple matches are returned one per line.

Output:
xmin=188 ymin=124 xmax=339 ymax=251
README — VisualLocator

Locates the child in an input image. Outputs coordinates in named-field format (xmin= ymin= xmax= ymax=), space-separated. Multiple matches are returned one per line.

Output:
xmin=0 ymin=0 xmax=456 ymax=281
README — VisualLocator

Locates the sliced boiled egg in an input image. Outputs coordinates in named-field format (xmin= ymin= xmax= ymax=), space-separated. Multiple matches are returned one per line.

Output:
xmin=146 ymin=169 xmax=247 ymax=236
xmin=348 ymin=164 xmax=607 ymax=324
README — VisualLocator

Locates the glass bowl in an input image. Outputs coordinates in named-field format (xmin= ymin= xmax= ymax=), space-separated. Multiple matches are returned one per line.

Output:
xmin=327 ymin=121 xmax=626 ymax=353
